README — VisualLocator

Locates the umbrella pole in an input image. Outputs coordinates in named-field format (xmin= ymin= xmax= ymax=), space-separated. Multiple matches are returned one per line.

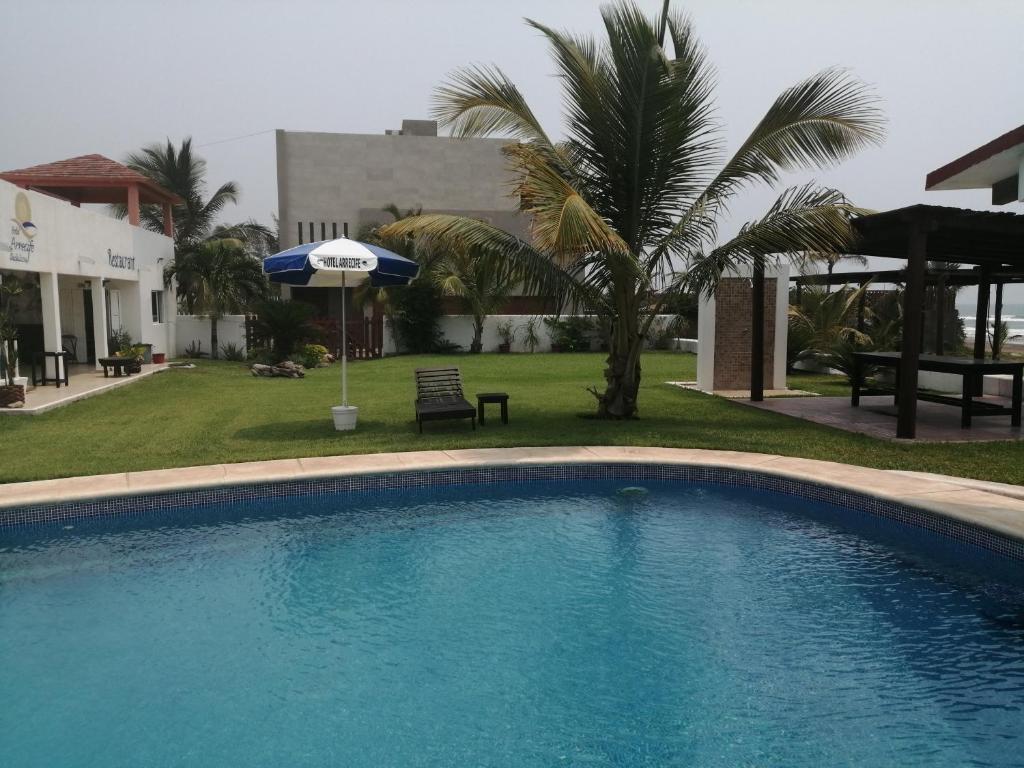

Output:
xmin=341 ymin=272 xmax=348 ymax=406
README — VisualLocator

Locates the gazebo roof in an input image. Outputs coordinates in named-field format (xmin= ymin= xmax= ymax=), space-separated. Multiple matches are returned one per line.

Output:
xmin=850 ymin=204 xmax=1024 ymax=267
xmin=0 ymin=154 xmax=181 ymax=205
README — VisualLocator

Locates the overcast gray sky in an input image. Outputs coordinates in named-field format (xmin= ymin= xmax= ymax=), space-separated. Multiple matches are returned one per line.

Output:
xmin=4 ymin=0 xmax=1023 ymax=302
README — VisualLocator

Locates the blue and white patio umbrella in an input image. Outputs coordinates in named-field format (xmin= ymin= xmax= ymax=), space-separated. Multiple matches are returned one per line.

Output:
xmin=263 ymin=238 xmax=419 ymax=427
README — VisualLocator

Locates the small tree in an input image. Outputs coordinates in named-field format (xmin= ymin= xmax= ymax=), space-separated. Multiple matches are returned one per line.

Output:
xmin=0 ymin=275 xmax=25 ymax=388
xmin=165 ymin=238 xmax=267 ymax=358
xmin=429 ymin=245 xmax=519 ymax=353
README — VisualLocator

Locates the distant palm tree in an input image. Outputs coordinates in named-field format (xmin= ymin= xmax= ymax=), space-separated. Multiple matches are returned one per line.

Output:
xmin=431 ymin=245 xmax=520 ymax=353
xmin=804 ymin=251 xmax=869 ymax=293
xmin=165 ymin=238 xmax=267 ymax=358
xmin=382 ymin=0 xmax=883 ymax=418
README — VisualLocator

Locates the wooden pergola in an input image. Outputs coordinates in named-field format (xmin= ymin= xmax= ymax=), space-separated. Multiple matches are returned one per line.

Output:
xmin=749 ymin=204 xmax=1024 ymax=438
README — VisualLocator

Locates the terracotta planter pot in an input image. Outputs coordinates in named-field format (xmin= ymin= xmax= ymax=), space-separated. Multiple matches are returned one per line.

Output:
xmin=0 ymin=384 xmax=25 ymax=408
xmin=152 ymin=352 xmax=166 ymax=364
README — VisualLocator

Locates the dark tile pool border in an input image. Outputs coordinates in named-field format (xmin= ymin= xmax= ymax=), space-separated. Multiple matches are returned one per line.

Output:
xmin=2 ymin=462 xmax=1022 ymax=562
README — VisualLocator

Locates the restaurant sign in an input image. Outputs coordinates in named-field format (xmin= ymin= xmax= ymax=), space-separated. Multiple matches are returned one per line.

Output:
xmin=107 ymin=248 xmax=136 ymax=271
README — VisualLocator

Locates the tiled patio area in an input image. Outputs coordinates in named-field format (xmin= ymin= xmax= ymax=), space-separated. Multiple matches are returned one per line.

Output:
xmin=2 ymin=363 xmax=170 ymax=415
xmin=739 ymin=394 xmax=1023 ymax=443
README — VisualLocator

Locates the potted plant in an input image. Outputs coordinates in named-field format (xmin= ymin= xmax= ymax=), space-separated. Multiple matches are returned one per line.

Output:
xmin=110 ymin=328 xmax=145 ymax=373
xmin=0 ymin=277 xmax=25 ymax=408
xmin=520 ymin=317 xmax=541 ymax=353
xmin=496 ymin=320 xmax=516 ymax=353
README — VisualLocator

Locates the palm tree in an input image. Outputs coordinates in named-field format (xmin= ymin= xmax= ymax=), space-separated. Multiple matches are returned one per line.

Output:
xmin=165 ymin=239 xmax=267 ymax=358
xmin=803 ymin=251 xmax=869 ymax=293
xmin=114 ymin=138 xmax=275 ymax=254
xmin=788 ymin=284 xmax=873 ymax=381
xmin=381 ymin=1 xmax=883 ymax=418
xmin=431 ymin=245 xmax=520 ymax=353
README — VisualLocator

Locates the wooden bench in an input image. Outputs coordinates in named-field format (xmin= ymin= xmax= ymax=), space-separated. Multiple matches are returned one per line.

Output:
xmin=414 ymin=367 xmax=476 ymax=432
xmin=98 ymin=357 xmax=134 ymax=378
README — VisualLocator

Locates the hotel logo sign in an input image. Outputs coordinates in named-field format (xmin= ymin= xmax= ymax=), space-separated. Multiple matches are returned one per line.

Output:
xmin=8 ymin=192 xmax=37 ymax=263
xmin=310 ymin=254 xmax=375 ymax=272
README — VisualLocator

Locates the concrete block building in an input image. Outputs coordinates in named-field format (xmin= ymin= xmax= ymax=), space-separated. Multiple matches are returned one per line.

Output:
xmin=275 ymin=120 xmax=539 ymax=351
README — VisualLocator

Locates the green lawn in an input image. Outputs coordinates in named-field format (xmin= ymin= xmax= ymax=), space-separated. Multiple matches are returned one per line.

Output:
xmin=1 ymin=352 xmax=1021 ymax=485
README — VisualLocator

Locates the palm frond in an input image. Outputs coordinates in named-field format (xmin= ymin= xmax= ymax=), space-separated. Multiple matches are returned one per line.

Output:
xmin=702 ymin=67 xmax=884 ymax=205
xmin=686 ymin=184 xmax=866 ymax=297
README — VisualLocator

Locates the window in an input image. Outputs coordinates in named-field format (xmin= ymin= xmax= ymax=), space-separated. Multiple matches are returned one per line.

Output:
xmin=151 ymin=290 xmax=165 ymax=323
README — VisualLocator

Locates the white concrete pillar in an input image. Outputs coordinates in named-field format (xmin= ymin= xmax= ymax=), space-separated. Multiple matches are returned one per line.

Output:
xmin=92 ymin=279 xmax=109 ymax=369
xmin=39 ymin=271 xmax=63 ymax=379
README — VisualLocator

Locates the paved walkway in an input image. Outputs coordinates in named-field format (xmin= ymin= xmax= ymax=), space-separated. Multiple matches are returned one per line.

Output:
xmin=1 ymin=447 xmax=1021 ymax=544
xmin=2 ymin=363 xmax=169 ymax=415
xmin=740 ymin=394 xmax=1023 ymax=442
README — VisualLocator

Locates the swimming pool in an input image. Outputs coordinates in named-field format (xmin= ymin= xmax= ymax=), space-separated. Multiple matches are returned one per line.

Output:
xmin=2 ymin=472 xmax=1022 ymax=767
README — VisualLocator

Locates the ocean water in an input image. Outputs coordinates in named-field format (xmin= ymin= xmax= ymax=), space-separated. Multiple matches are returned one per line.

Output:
xmin=958 ymin=302 xmax=1024 ymax=341
xmin=2 ymin=481 xmax=1023 ymax=767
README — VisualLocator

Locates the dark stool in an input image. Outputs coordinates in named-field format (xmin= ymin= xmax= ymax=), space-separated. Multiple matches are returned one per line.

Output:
xmin=32 ymin=351 xmax=71 ymax=388
xmin=476 ymin=392 xmax=509 ymax=426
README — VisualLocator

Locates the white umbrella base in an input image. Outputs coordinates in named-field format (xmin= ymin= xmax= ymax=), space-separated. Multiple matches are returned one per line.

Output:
xmin=331 ymin=405 xmax=359 ymax=431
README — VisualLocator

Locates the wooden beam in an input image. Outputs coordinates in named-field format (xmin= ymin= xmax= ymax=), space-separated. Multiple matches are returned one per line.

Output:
xmin=750 ymin=261 xmax=765 ymax=402
xmin=993 ymin=174 xmax=1020 ymax=205
xmin=897 ymin=220 xmax=928 ymax=439
xmin=934 ymin=278 xmax=945 ymax=355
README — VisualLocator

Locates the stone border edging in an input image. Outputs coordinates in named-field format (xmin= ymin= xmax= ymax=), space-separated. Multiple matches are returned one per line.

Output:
xmin=1 ymin=447 xmax=1022 ymax=544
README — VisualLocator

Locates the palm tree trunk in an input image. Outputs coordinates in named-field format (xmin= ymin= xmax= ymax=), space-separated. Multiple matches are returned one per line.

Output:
xmin=594 ymin=289 xmax=643 ymax=418
xmin=210 ymin=316 xmax=219 ymax=360
xmin=470 ymin=315 xmax=484 ymax=354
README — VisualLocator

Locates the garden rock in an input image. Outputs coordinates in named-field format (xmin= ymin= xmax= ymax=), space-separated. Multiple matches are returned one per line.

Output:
xmin=251 ymin=362 xmax=305 ymax=379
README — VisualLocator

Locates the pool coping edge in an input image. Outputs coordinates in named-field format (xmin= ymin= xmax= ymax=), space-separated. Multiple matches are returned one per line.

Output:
xmin=2 ymin=447 xmax=1022 ymax=545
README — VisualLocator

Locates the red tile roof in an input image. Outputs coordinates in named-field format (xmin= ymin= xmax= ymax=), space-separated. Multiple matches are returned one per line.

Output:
xmin=1 ymin=154 xmax=151 ymax=183
xmin=0 ymin=154 xmax=181 ymax=204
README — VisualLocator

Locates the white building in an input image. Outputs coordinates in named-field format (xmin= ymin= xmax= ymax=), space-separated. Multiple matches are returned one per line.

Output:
xmin=0 ymin=155 xmax=178 ymax=378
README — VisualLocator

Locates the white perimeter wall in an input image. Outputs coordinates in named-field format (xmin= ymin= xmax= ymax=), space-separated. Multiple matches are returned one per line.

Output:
xmin=173 ymin=315 xmax=248 ymax=357
xmin=383 ymin=314 xmax=681 ymax=355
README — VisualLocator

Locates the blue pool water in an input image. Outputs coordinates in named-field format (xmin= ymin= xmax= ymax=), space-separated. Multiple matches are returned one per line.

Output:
xmin=2 ymin=480 xmax=1023 ymax=767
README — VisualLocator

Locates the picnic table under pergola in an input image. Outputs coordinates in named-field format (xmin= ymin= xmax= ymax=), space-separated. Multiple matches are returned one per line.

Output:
xmin=762 ymin=204 xmax=1024 ymax=439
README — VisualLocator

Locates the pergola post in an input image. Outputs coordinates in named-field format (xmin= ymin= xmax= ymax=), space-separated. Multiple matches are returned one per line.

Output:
xmin=934 ymin=276 xmax=945 ymax=355
xmin=127 ymin=184 xmax=140 ymax=226
xmin=993 ymin=282 xmax=1004 ymax=360
xmin=973 ymin=268 xmax=990 ymax=361
xmin=856 ymin=282 xmax=867 ymax=334
xmin=750 ymin=260 xmax=765 ymax=402
xmin=897 ymin=220 xmax=928 ymax=439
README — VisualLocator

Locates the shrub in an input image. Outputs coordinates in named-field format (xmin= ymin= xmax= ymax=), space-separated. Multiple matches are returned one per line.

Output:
xmin=299 ymin=343 xmax=329 ymax=368
xmin=183 ymin=340 xmax=205 ymax=359
xmin=391 ymin=279 xmax=444 ymax=354
xmin=253 ymin=299 xmax=316 ymax=362
xmin=219 ymin=342 xmax=246 ymax=362
xmin=544 ymin=316 xmax=594 ymax=352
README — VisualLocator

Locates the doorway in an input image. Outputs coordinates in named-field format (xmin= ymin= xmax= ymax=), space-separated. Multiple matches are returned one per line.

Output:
xmin=82 ymin=289 xmax=95 ymax=363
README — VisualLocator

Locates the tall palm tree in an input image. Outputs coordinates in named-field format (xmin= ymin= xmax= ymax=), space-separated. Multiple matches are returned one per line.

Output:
xmin=165 ymin=238 xmax=267 ymax=358
xmin=113 ymin=138 xmax=272 ymax=251
xmin=113 ymin=138 xmax=275 ymax=320
xmin=382 ymin=1 xmax=883 ymax=418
